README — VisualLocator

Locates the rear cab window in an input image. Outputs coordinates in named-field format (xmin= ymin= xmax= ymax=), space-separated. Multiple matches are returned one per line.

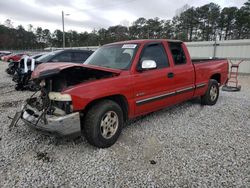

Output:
xmin=169 ymin=42 xmax=187 ymax=65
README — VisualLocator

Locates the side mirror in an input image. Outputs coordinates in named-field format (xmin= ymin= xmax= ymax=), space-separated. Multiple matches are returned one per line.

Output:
xmin=141 ymin=60 xmax=157 ymax=70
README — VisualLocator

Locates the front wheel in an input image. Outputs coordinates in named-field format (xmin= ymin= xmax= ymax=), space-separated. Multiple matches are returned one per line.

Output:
xmin=201 ymin=79 xmax=219 ymax=105
xmin=82 ymin=100 xmax=124 ymax=148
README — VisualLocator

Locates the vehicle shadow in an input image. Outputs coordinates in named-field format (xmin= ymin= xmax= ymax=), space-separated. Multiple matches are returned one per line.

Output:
xmin=10 ymin=97 xmax=204 ymax=148
xmin=124 ymin=97 xmax=203 ymax=128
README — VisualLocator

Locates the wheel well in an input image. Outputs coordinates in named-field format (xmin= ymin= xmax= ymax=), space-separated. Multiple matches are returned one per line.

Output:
xmin=82 ymin=95 xmax=129 ymax=122
xmin=210 ymin=73 xmax=221 ymax=83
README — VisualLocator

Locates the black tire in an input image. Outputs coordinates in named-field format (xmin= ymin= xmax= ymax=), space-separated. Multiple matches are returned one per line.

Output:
xmin=6 ymin=68 xmax=12 ymax=75
xmin=201 ymin=79 xmax=219 ymax=105
xmin=83 ymin=100 xmax=124 ymax=148
xmin=29 ymin=82 xmax=40 ymax=91
xmin=15 ymin=84 xmax=23 ymax=91
xmin=6 ymin=67 xmax=15 ymax=75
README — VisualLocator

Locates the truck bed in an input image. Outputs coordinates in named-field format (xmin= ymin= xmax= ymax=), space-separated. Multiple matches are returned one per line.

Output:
xmin=192 ymin=58 xmax=227 ymax=64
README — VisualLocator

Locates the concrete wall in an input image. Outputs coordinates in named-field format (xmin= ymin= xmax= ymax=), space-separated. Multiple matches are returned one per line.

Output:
xmin=185 ymin=39 xmax=250 ymax=73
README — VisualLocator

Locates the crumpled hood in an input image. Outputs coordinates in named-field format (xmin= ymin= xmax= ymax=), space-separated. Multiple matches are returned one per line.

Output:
xmin=31 ymin=62 xmax=121 ymax=80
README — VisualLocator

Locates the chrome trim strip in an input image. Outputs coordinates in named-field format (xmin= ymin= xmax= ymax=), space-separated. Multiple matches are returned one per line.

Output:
xmin=136 ymin=84 xmax=206 ymax=106
xmin=196 ymin=83 xmax=207 ymax=88
xmin=176 ymin=86 xmax=194 ymax=94
xmin=136 ymin=86 xmax=195 ymax=105
xmin=136 ymin=91 xmax=176 ymax=105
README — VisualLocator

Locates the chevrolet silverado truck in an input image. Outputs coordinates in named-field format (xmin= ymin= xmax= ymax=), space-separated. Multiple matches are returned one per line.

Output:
xmin=11 ymin=39 xmax=228 ymax=148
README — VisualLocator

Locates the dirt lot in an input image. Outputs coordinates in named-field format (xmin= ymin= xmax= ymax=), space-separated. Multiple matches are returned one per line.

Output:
xmin=0 ymin=61 xmax=250 ymax=187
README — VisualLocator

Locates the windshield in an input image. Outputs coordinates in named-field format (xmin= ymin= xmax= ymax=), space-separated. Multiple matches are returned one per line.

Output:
xmin=36 ymin=50 xmax=62 ymax=63
xmin=84 ymin=44 xmax=138 ymax=70
xmin=31 ymin=53 xmax=44 ymax=59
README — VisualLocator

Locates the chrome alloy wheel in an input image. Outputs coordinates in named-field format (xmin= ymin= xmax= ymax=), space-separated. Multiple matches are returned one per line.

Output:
xmin=100 ymin=111 xmax=119 ymax=139
xmin=210 ymin=85 xmax=218 ymax=101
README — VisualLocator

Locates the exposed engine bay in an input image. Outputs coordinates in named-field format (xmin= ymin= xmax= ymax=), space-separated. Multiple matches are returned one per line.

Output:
xmin=39 ymin=66 xmax=117 ymax=92
xmin=28 ymin=66 xmax=118 ymax=117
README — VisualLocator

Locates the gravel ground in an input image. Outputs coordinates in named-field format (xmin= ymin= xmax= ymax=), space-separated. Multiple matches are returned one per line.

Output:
xmin=0 ymin=61 xmax=250 ymax=187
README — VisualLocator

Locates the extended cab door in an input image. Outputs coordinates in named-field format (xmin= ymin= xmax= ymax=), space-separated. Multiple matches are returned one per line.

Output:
xmin=168 ymin=42 xmax=195 ymax=102
xmin=133 ymin=42 xmax=176 ymax=115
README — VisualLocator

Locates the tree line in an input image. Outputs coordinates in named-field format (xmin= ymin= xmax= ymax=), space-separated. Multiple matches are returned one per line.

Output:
xmin=0 ymin=0 xmax=249 ymax=50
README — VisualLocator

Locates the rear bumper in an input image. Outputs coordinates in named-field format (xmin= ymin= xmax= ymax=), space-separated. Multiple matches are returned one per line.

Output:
xmin=21 ymin=106 xmax=81 ymax=136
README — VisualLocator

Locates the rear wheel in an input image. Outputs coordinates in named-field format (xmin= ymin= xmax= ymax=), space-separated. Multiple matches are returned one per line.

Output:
xmin=83 ymin=100 xmax=123 ymax=148
xmin=201 ymin=79 xmax=219 ymax=105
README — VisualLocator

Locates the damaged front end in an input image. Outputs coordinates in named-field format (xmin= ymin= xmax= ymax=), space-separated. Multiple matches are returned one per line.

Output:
xmin=12 ymin=87 xmax=81 ymax=136
xmin=10 ymin=63 xmax=120 ymax=136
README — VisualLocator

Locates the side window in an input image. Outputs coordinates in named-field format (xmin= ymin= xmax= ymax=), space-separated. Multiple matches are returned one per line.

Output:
xmin=169 ymin=43 xmax=186 ymax=65
xmin=140 ymin=43 xmax=169 ymax=69
xmin=51 ymin=52 xmax=72 ymax=62
xmin=72 ymin=52 xmax=90 ymax=63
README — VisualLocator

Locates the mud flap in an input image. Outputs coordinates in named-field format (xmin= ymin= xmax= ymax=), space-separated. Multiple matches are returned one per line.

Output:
xmin=9 ymin=111 xmax=22 ymax=130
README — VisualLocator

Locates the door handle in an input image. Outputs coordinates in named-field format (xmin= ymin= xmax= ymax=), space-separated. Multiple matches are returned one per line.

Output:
xmin=167 ymin=72 xmax=174 ymax=78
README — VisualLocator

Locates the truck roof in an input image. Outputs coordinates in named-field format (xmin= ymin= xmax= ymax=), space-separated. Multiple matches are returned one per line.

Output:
xmin=105 ymin=39 xmax=182 ymax=46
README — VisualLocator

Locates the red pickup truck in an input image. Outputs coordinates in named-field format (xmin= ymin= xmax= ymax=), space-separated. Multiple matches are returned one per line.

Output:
xmin=15 ymin=39 xmax=228 ymax=148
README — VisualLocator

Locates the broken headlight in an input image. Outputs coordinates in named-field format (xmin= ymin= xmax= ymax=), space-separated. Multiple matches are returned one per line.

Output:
xmin=48 ymin=92 xmax=72 ymax=101
xmin=48 ymin=92 xmax=73 ymax=115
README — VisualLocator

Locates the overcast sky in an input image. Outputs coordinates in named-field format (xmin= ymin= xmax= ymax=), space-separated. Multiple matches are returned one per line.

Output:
xmin=0 ymin=0 xmax=247 ymax=33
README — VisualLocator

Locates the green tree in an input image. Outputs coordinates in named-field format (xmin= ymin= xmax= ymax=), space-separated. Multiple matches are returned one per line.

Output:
xmin=146 ymin=17 xmax=162 ymax=39
xmin=131 ymin=17 xmax=148 ymax=39
xmin=173 ymin=7 xmax=199 ymax=41
xmin=51 ymin=30 xmax=63 ymax=47
xmin=161 ymin=19 xmax=174 ymax=39
xmin=218 ymin=7 xmax=238 ymax=40
xmin=235 ymin=6 xmax=250 ymax=39
xmin=4 ymin=19 xmax=13 ymax=28
xmin=42 ymin=29 xmax=52 ymax=46
xmin=197 ymin=3 xmax=220 ymax=41
xmin=35 ymin=27 xmax=43 ymax=43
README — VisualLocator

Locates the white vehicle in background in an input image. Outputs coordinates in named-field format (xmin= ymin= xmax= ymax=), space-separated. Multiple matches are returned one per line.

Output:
xmin=6 ymin=53 xmax=44 ymax=75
